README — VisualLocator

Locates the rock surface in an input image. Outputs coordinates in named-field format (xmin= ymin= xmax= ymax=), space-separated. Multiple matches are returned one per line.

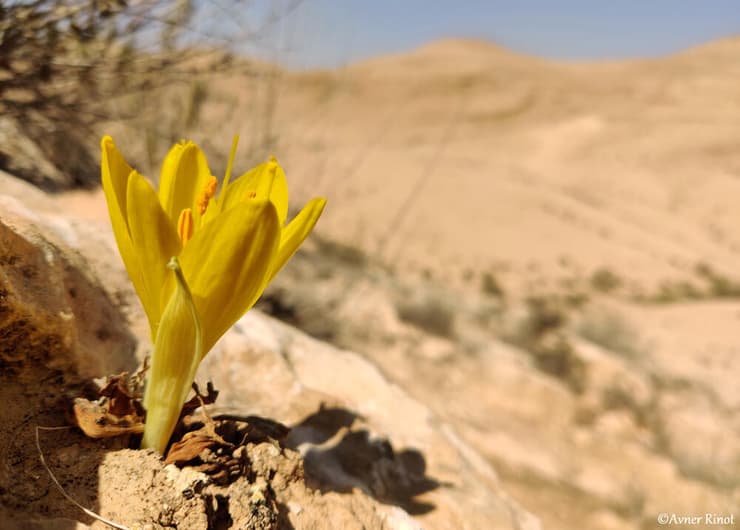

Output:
xmin=0 ymin=185 xmax=136 ymax=378
xmin=198 ymin=312 xmax=540 ymax=530
xmin=0 ymin=173 xmax=539 ymax=529
xmin=260 ymin=244 xmax=740 ymax=530
xmin=5 ymin=36 xmax=740 ymax=528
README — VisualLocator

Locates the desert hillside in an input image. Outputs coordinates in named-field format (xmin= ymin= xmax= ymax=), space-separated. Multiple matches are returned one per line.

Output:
xmin=80 ymin=37 xmax=740 ymax=529
xmin=2 ymin=32 xmax=739 ymax=530
xmin=98 ymin=37 xmax=740 ymax=294
xmin=303 ymin=36 xmax=740 ymax=291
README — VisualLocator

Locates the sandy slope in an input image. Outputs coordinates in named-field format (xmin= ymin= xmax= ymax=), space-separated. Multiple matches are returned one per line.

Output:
xmin=256 ymin=37 xmax=740 ymax=291
xmin=225 ymin=37 xmax=740 ymax=529
xmin=82 ymin=37 xmax=740 ymax=529
xmin=98 ymin=36 xmax=740 ymax=294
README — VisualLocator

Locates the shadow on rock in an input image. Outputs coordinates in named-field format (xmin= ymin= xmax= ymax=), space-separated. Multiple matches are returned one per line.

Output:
xmin=0 ymin=211 xmax=138 ymax=528
xmin=0 ymin=365 xmax=113 ymax=530
xmin=286 ymin=405 xmax=441 ymax=515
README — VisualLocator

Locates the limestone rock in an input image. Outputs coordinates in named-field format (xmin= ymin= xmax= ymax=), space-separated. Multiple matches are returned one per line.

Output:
xmin=0 ymin=170 xmax=540 ymax=529
xmin=656 ymin=389 xmax=740 ymax=487
xmin=198 ymin=312 xmax=542 ymax=530
xmin=0 ymin=192 xmax=136 ymax=378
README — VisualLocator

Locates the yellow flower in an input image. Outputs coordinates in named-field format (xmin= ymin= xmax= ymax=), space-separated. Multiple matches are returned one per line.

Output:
xmin=100 ymin=135 xmax=326 ymax=453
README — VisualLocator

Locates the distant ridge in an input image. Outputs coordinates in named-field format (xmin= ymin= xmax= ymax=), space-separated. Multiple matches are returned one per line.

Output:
xmin=348 ymin=37 xmax=548 ymax=75
xmin=672 ymin=34 xmax=740 ymax=56
xmin=345 ymin=34 xmax=740 ymax=75
xmin=410 ymin=37 xmax=537 ymax=59
xmin=663 ymin=35 xmax=740 ymax=72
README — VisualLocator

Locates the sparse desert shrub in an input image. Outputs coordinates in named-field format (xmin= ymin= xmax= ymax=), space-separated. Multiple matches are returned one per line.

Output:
xmin=184 ymin=79 xmax=209 ymax=130
xmin=670 ymin=280 xmax=704 ymax=300
xmin=481 ymin=271 xmax=504 ymax=298
xmin=257 ymin=287 xmax=338 ymax=343
xmin=0 ymin=0 xmax=273 ymax=189
xmin=395 ymin=294 xmax=455 ymax=338
xmin=694 ymin=262 xmax=740 ymax=298
xmin=694 ymin=262 xmax=713 ymax=278
xmin=521 ymin=295 xmax=568 ymax=337
xmin=505 ymin=295 xmax=586 ymax=392
xmin=529 ymin=332 xmax=586 ymax=393
xmin=0 ymin=0 xmax=198 ymax=188
xmin=471 ymin=299 xmax=505 ymax=328
xmin=707 ymin=276 xmax=740 ymax=297
xmin=563 ymin=290 xmax=590 ymax=309
xmin=557 ymin=277 xmax=590 ymax=308
xmin=315 ymin=237 xmax=368 ymax=269
xmin=577 ymin=309 xmax=646 ymax=359
xmin=0 ymin=0 xmax=122 ymax=187
xmin=590 ymin=267 xmax=622 ymax=293
xmin=643 ymin=279 xmax=704 ymax=304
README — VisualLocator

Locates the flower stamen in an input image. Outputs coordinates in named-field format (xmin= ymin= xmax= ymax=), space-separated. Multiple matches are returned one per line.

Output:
xmin=177 ymin=208 xmax=194 ymax=245
xmin=196 ymin=176 xmax=218 ymax=215
xmin=220 ymin=135 xmax=240 ymax=199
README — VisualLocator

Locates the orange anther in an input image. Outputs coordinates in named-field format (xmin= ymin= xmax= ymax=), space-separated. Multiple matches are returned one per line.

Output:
xmin=197 ymin=176 xmax=218 ymax=215
xmin=177 ymin=208 xmax=194 ymax=245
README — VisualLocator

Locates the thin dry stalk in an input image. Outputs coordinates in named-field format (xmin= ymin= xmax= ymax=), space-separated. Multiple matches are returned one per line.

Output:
xmin=34 ymin=426 xmax=130 ymax=530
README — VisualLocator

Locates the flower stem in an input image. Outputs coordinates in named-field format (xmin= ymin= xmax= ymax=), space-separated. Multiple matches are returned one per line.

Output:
xmin=141 ymin=257 xmax=203 ymax=454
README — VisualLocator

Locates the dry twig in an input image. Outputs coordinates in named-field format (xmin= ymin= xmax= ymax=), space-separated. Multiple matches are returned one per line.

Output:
xmin=35 ymin=425 xmax=130 ymax=530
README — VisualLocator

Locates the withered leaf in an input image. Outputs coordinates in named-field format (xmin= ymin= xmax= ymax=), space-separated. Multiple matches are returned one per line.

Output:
xmin=73 ymin=372 xmax=145 ymax=439
xmin=73 ymin=397 xmax=145 ymax=438
xmin=98 ymin=372 xmax=143 ymax=417
xmin=164 ymin=424 xmax=231 ymax=466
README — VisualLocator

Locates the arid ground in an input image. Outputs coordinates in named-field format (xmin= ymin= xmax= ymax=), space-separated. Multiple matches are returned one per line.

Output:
xmin=1 ymin=37 xmax=739 ymax=529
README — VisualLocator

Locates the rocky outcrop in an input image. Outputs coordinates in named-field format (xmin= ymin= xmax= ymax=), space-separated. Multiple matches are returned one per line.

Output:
xmin=260 ymin=246 xmax=740 ymax=530
xmin=0 ymin=184 xmax=136 ymax=377
xmin=0 ymin=171 xmax=539 ymax=529
xmin=198 ymin=312 xmax=540 ymax=530
xmin=0 ymin=178 xmax=138 ymax=530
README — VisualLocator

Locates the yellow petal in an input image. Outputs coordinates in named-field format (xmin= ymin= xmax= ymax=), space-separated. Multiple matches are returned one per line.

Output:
xmin=126 ymin=171 xmax=182 ymax=338
xmin=158 ymin=141 xmax=212 ymax=227
xmin=268 ymin=197 xmax=326 ymax=283
xmin=219 ymin=159 xmax=289 ymax=226
xmin=142 ymin=257 xmax=203 ymax=454
xmin=101 ymin=137 xmax=145 ymax=310
xmin=100 ymin=136 xmax=133 ymax=223
xmin=100 ymin=136 xmax=133 ymax=251
xmin=178 ymin=200 xmax=280 ymax=352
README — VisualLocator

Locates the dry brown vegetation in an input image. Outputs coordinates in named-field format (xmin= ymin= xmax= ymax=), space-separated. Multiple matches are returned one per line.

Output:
xmin=0 ymin=0 xmax=268 ymax=188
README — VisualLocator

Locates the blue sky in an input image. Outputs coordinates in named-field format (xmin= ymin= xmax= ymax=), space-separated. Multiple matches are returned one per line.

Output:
xmin=206 ymin=1 xmax=740 ymax=68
